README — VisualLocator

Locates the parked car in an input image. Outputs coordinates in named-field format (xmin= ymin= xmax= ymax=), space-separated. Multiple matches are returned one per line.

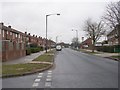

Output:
xmin=56 ymin=45 xmax=62 ymax=51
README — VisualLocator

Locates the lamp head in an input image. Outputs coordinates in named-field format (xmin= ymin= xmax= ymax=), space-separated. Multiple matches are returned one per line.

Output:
xmin=57 ymin=14 xmax=60 ymax=15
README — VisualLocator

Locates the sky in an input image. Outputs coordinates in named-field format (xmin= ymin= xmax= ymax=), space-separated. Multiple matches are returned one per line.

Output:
xmin=0 ymin=0 xmax=119 ymax=43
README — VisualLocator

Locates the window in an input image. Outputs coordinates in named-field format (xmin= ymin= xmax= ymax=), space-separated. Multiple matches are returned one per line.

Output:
xmin=2 ymin=30 xmax=4 ymax=37
xmin=7 ymin=31 xmax=9 ymax=34
xmin=0 ymin=29 xmax=1 ymax=34
xmin=16 ymin=34 xmax=18 ymax=38
xmin=10 ymin=32 xmax=12 ymax=35
xmin=19 ymin=34 xmax=20 ymax=38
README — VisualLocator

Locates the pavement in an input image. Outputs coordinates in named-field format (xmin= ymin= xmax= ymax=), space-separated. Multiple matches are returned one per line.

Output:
xmin=2 ymin=48 xmax=118 ymax=88
xmin=2 ymin=50 xmax=47 ymax=65
xmin=80 ymin=49 xmax=119 ymax=60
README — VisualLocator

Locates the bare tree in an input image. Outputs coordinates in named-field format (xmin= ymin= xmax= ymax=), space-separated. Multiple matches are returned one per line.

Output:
xmin=71 ymin=37 xmax=79 ymax=49
xmin=84 ymin=18 xmax=106 ymax=52
xmin=102 ymin=1 xmax=120 ymax=29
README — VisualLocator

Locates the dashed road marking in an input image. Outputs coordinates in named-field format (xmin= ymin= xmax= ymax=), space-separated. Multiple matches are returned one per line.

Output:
xmin=32 ymin=83 xmax=39 ymax=87
xmin=47 ymin=75 xmax=52 ymax=78
xmin=38 ymin=75 xmax=42 ymax=78
xmin=48 ymin=72 xmax=52 ymax=75
xmin=35 ymin=79 xmax=41 ymax=82
xmin=45 ymin=82 xmax=51 ymax=87
xmin=46 ymin=78 xmax=52 ymax=82
xmin=39 ymin=73 xmax=43 ymax=75
xmin=48 ymin=71 xmax=52 ymax=73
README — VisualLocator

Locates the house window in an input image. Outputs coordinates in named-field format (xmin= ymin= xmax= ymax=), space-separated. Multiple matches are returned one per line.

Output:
xmin=19 ymin=34 xmax=20 ymax=38
xmin=15 ymin=34 xmax=18 ymax=38
xmin=7 ymin=31 xmax=9 ymax=34
xmin=0 ymin=29 xmax=1 ymax=34
xmin=2 ymin=30 xmax=4 ymax=37
xmin=10 ymin=32 xmax=12 ymax=35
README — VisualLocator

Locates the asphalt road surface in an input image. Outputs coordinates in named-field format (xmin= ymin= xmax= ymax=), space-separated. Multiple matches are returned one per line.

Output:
xmin=2 ymin=48 xmax=118 ymax=88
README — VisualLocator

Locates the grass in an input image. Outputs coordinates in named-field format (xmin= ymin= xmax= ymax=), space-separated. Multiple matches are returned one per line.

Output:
xmin=2 ymin=49 xmax=56 ymax=77
xmin=79 ymin=49 xmax=100 ymax=54
xmin=2 ymin=63 xmax=50 ymax=76
xmin=111 ymin=55 xmax=120 ymax=59
xmin=33 ymin=50 xmax=55 ymax=62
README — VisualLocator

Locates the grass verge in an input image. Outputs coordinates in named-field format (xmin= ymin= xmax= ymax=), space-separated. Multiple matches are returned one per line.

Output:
xmin=33 ymin=50 xmax=55 ymax=62
xmin=79 ymin=49 xmax=100 ymax=54
xmin=111 ymin=55 xmax=120 ymax=60
xmin=2 ymin=63 xmax=50 ymax=77
xmin=2 ymin=49 xmax=56 ymax=78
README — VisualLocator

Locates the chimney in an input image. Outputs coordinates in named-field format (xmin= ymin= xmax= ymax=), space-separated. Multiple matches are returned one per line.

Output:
xmin=0 ymin=22 xmax=4 ymax=26
xmin=8 ymin=26 xmax=11 ymax=28
xmin=25 ymin=32 xmax=27 ymax=35
xmin=28 ymin=33 xmax=30 ymax=35
xmin=36 ymin=35 xmax=37 ymax=37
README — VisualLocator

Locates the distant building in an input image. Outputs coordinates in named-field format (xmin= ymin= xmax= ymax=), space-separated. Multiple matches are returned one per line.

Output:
xmin=80 ymin=38 xmax=92 ymax=49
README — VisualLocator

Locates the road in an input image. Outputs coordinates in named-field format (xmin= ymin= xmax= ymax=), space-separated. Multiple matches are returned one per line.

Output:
xmin=2 ymin=48 xmax=118 ymax=88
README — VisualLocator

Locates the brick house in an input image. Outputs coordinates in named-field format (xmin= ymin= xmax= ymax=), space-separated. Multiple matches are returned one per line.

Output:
xmin=80 ymin=38 xmax=92 ymax=49
xmin=0 ymin=23 xmax=26 ymax=61
xmin=0 ymin=22 xmax=56 ymax=61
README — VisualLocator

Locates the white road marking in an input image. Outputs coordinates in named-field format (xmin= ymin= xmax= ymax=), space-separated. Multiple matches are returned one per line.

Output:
xmin=45 ymin=82 xmax=51 ymax=87
xmin=35 ymin=79 xmax=41 ymax=82
xmin=38 ymin=75 xmax=42 ymax=78
xmin=39 ymin=73 xmax=43 ymax=75
xmin=48 ymin=72 xmax=52 ymax=75
xmin=47 ymin=75 xmax=52 ymax=78
xmin=32 ymin=83 xmax=39 ymax=87
xmin=48 ymin=71 xmax=52 ymax=73
xmin=46 ymin=78 xmax=52 ymax=82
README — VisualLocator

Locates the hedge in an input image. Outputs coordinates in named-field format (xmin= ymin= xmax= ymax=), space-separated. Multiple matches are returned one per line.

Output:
xmin=96 ymin=45 xmax=120 ymax=53
xmin=26 ymin=46 xmax=44 ymax=55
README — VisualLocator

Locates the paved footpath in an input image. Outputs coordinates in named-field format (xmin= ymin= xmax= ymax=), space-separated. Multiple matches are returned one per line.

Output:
xmin=81 ymin=49 xmax=119 ymax=58
xmin=3 ymin=50 xmax=47 ymax=65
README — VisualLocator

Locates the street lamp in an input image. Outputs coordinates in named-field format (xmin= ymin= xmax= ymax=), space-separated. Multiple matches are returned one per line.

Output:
xmin=72 ymin=29 xmax=79 ymax=49
xmin=56 ymin=35 xmax=61 ymax=44
xmin=46 ymin=13 xmax=60 ymax=53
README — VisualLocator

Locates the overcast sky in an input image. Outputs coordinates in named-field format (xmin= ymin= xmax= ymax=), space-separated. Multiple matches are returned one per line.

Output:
xmin=0 ymin=0 xmax=119 ymax=43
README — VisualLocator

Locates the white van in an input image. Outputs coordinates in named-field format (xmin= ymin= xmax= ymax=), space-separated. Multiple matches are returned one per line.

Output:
xmin=56 ymin=45 xmax=62 ymax=51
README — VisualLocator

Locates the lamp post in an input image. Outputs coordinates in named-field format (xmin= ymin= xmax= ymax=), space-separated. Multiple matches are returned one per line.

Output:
xmin=72 ymin=29 xmax=79 ymax=49
xmin=45 ymin=13 xmax=60 ymax=53
xmin=56 ymin=35 xmax=61 ymax=44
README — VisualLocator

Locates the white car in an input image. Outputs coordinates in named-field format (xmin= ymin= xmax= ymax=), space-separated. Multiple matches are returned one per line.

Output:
xmin=56 ymin=45 xmax=62 ymax=51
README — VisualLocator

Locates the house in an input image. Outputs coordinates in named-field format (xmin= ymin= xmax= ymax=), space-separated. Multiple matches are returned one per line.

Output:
xmin=0 ymin=22 xmax=56 ymax=61
xmin=80 ymin=38 xmax=92 ymax=49
xmin=0 ymin=23 xmax=26 ymax=61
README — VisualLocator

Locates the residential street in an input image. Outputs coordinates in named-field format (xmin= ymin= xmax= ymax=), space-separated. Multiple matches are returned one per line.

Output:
xmin=2 ymin=48 xmax=118 ymax=88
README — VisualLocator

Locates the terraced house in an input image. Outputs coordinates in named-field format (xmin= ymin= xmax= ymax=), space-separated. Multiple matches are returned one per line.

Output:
xmin=0 ymin=22 xmax=56 ymax=62
xmin=0 ymin=23 xmax=26 ymax=61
